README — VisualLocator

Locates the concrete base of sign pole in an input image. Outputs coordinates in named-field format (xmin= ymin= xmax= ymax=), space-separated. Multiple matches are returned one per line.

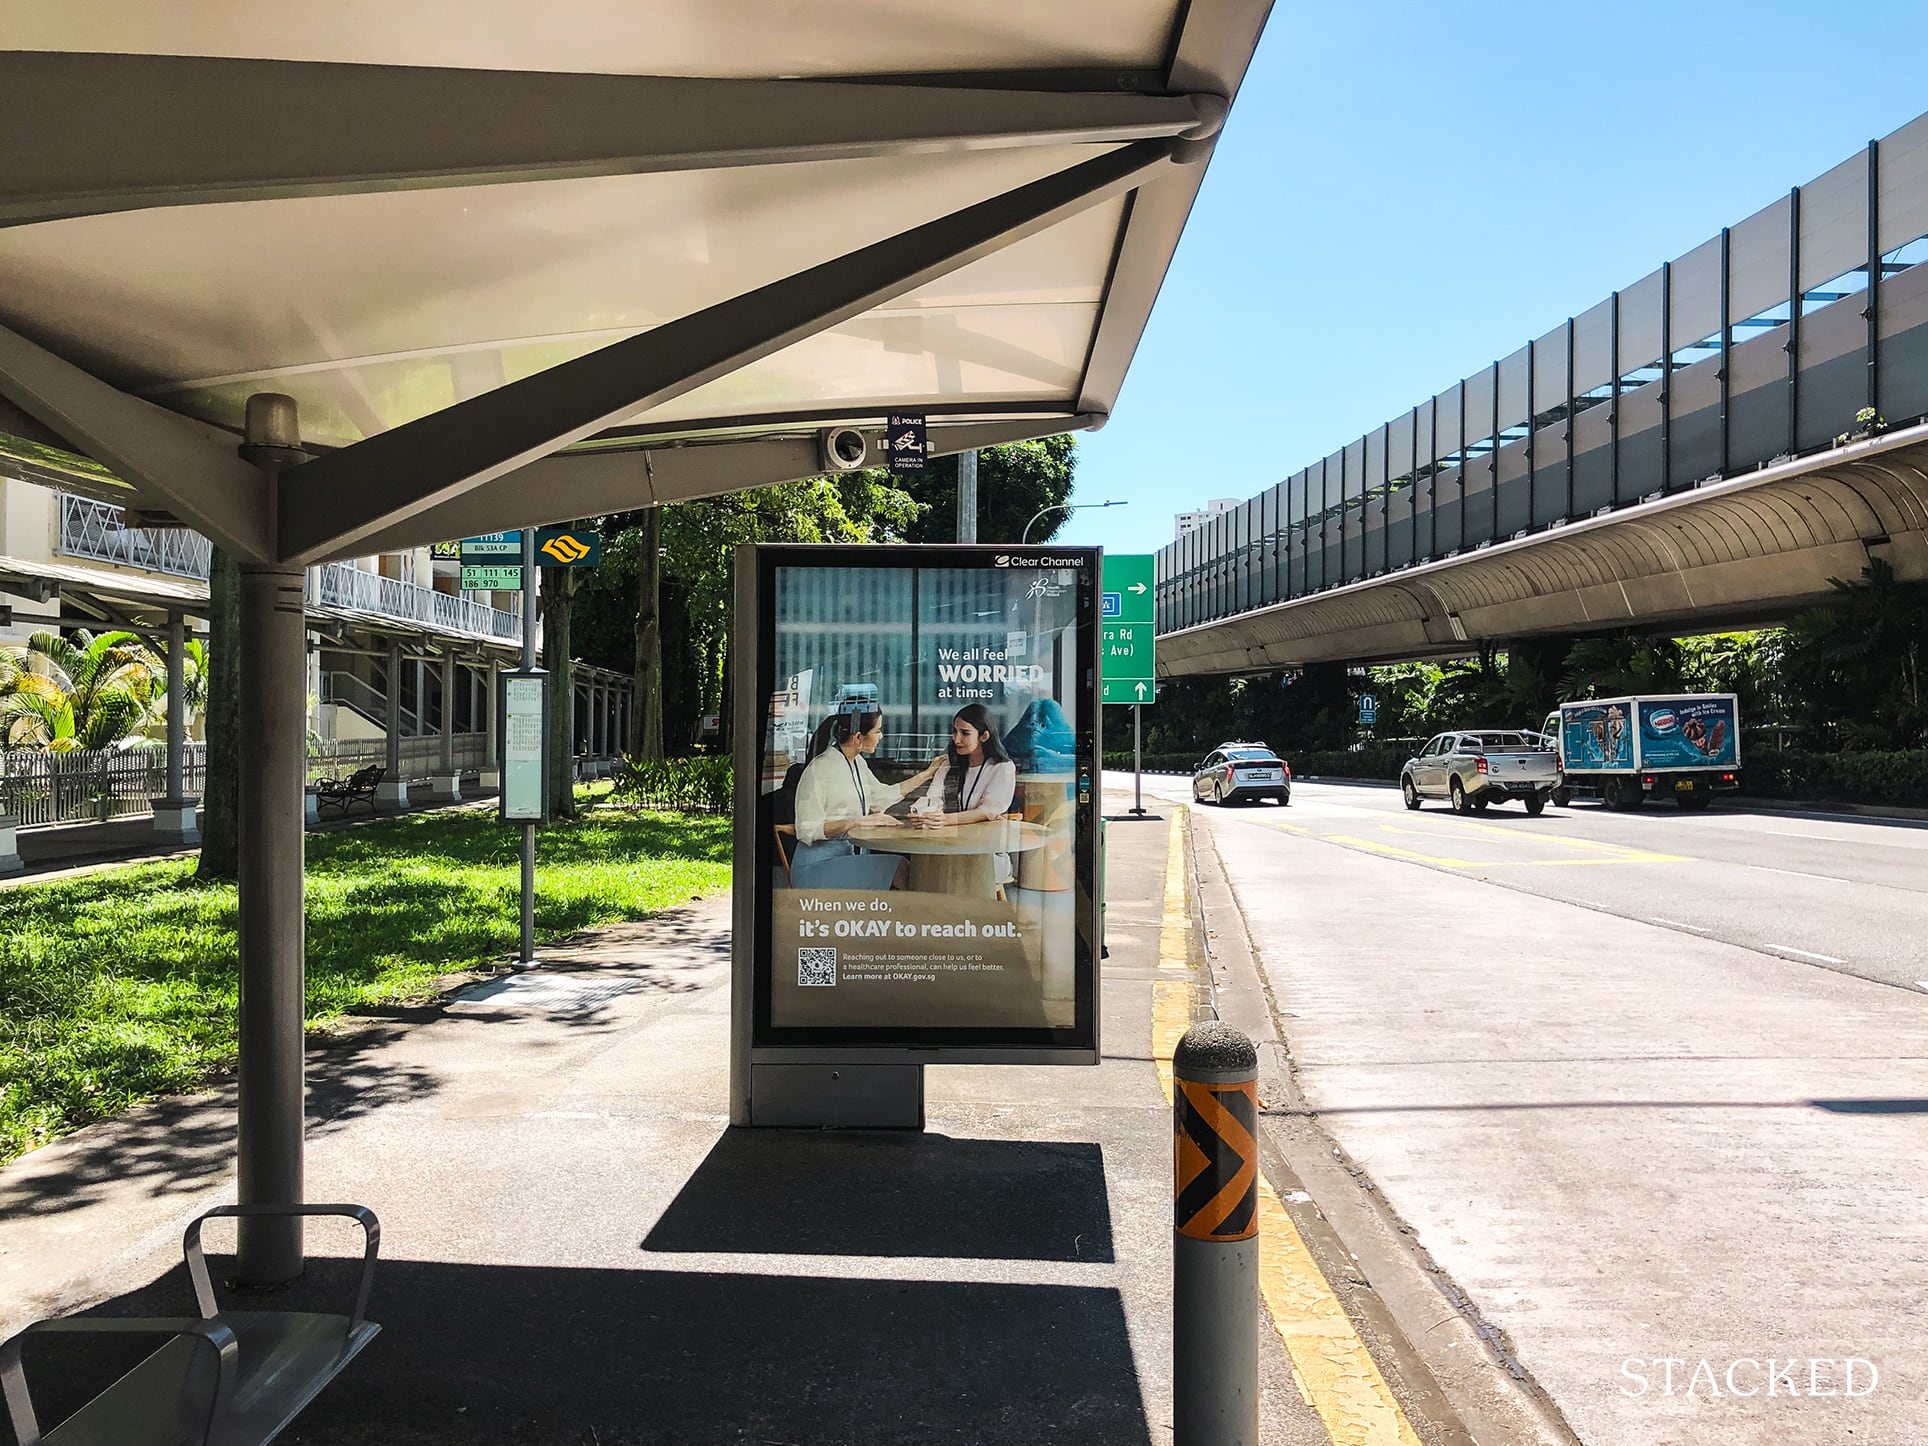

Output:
xmin=376 ymin=779 xmax=410 ymax=812
xmin=428 ymin=771 xmax=462 ymax=803
xmin=149 ymin=796 xmax=201 ymax=845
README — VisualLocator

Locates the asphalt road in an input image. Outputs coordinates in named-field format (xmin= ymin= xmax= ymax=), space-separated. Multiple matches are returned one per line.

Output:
xmin=1118 ymin=769 xmax=1928 ymax=1446
xmin=1126 ymin=773 xmax=1928 ymax=994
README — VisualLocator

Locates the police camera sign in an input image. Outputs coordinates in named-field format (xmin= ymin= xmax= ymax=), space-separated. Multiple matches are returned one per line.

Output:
xmin=885 ymin=412 xmax=927 ymax=475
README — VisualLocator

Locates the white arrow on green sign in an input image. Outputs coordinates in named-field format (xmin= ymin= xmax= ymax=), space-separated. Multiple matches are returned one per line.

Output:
xmin=1100 ymin=554 xmax=1156 ymax=705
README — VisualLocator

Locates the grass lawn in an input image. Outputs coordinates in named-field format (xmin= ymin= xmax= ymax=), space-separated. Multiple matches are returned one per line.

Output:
xmin=0 ymin=799 xmax=730 ymax=1164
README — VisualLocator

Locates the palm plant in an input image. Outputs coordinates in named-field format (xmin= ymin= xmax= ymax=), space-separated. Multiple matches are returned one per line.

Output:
xmin=0 ymin=629 xmax=162 ymax=750
xmin=145 ymin=637 xmax=209 ymax=738
xmin=1778 ymin=561 xmax=1928 ymax=748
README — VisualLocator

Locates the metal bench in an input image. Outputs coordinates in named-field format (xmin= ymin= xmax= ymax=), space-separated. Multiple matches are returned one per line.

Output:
xmin=313 ymin=764 xmax=384 ymax=818
xmin=1 ymin=1204 xmax=381 ymax=1446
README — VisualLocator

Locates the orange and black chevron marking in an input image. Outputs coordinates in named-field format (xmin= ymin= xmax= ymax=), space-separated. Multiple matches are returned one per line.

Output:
xmin=1174 ymin=1076 xmax=1258 ymax=1241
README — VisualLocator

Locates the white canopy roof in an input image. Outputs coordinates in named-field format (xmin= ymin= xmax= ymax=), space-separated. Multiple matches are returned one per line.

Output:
xmin=0 ymin=2 xmax=1271 ymax=564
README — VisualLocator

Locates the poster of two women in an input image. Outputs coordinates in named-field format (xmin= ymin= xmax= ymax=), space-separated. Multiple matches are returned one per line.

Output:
xmin=748 ymin=546 xmax=1100 ymax=1054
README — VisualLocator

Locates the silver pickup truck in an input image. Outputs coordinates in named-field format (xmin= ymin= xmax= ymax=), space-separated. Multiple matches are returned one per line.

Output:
xmin=1400 ymin=730 xmax=1561 ymax=815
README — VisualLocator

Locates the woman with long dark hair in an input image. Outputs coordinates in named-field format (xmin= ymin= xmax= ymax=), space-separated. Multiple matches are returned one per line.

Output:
xmin=790 ymin=704 xmax=945 ymax=889
xmin=910 ymin=703 xmax=1020 ymax=884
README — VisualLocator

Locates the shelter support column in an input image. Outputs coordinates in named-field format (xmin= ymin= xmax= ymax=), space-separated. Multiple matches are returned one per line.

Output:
xmin=430 ymin=649 xmax=461 ymax=801
xmin=377 ymin=641 xmax=409 ymax=812
xmin=235 ymin=394 xmax=308 ymax=1285
xmin=150 ymin=608 xmax=200 ymax=844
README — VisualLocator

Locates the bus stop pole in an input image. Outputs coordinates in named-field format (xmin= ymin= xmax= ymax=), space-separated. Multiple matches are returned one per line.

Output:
xmin=518 ymin=527 xmax=539 ymax=968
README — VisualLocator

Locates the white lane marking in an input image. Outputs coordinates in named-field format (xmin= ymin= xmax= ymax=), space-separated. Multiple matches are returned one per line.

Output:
xmin=1750 ymin=864 xmax=1852 ymax=884
xmin=1768 ymin=944 xmax=1846 ymax=964
xmin=1760 ymin=828 xmax=1845 ymax=841
xmin=1650 ymin=917 xmax=1712 ymax=932
xmin=1918 ymin=981 xmax=1928 ymax=992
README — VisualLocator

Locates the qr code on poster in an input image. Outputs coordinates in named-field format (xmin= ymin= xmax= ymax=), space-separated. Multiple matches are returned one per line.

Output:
xmin=798 ymin=947 xmax=837 ymax=987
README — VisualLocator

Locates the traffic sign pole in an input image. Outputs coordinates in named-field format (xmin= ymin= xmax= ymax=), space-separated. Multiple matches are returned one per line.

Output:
xmin=1131 ymin=703 xmax=1145 ymax=817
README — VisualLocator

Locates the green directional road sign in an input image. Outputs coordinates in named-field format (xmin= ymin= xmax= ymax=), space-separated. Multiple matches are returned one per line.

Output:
xmin=1100 ymin=554 xmax=1157 ymax=705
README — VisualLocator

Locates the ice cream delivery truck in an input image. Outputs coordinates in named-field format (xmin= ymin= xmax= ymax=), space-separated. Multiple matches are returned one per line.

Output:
xmin=1539 ymin=694 xmax=1741 ymax=811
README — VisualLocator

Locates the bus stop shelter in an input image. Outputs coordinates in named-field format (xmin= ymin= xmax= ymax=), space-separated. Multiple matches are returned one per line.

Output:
xmin=0 ymin=2 xmax=1270 ymax=1282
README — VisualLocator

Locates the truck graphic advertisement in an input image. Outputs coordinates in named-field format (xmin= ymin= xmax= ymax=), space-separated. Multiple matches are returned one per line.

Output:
xmin=1561 ymin=702 xmax=1632 ymax=770
xmin=1636 ymin=697 xmax=1739 ymax=769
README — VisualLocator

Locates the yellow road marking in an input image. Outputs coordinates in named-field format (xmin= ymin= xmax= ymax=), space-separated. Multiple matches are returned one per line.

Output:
xmin=1160 ymin=803 xmax=1191 ymax=971
xmin=1488 ymin=853 xmax=1688 ymax=867
xmin=1418 ymin=818 xmax=1689 ymax=858
xmin=1331 ymin=833 xmax=1684 ymax=869
xmin=1154 ymin=803 xmax=1192 ymax=1106
xmin=1157 ymin=807 xmax=1423 ymax=1444
xmin=1258 ymin=1178 xmax=1426 ymax=1446
xmin=1329 ymin=834 xmax=1483 ymax=867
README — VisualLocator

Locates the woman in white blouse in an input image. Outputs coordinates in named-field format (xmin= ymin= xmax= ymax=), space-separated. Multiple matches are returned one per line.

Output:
xmin=790 ymin=706 xmax=945 ymax=889
xmin=911 ymin=704 xmax=1020 ymax=884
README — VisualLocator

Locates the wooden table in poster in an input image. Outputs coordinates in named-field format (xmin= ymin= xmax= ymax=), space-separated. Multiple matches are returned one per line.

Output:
xmin=842 ymin=817 xmax=1051 ymax=898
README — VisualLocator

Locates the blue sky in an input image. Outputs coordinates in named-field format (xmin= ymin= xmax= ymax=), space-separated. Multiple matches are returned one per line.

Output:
xmin=1066 ymin=1 xmax=1928 ymax=557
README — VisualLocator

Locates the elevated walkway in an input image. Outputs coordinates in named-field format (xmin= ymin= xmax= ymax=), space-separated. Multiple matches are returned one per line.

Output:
xmin=1159 ymin=109 xmax=1928 ymax=674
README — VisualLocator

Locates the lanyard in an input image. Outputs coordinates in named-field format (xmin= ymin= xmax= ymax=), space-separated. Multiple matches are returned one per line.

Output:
xmin=844 ymin=753 xmax=866 ymax=816
xmin=961 ymin=761 xmax=985 ymax=812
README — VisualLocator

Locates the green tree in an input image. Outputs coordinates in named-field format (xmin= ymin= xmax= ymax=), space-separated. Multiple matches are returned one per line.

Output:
xmin=572 ymin=472 xmax=921 ymax=752
xmin=143 ymin=635 xmax=209 ymax=738
xmin=1559 ymin=635 xmax=1688 ymax=700
xmin=1776 ymin=560 xmax=1928 ymax=748
xmin=0 ymin=628 xmax=160 ymax=750
xmin=897 ymin=436 xmax=1078 ymax=544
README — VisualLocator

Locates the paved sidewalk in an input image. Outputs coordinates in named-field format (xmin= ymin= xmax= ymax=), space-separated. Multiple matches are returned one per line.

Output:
xmin=0 ymin=792 xmax=1346 ymax=1445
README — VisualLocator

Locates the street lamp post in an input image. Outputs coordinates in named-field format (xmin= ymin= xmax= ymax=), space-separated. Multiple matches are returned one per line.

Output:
xmin=1022 ymin=499 xmax=1127 ymax=544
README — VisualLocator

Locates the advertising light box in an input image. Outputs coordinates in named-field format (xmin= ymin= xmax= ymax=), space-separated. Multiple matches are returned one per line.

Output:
xmin=739 ymin=545 xmax=1102 ymax=1064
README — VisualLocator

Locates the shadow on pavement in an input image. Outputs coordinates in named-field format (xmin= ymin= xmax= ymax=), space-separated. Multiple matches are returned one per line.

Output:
xmin=0 ymin=1024 xmax=438 ymax=1221
xmin=644 ymin=1128 xmax=1115 ymax=1263
xmin=24 ymin=1255 xmax=1152 ymax=1446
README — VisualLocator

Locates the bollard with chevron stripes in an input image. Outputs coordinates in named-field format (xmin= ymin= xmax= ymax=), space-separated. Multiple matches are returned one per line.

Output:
xmin=1173 ymin=1020 xmax=1259 ymax=1446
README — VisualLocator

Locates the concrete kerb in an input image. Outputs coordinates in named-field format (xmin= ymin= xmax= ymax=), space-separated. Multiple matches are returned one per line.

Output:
xmin=1185 ymin=812 xmax=1578 ymax=1446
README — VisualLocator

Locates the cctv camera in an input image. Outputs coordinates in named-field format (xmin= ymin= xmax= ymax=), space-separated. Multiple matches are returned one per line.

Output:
xmin=819 ymin=426 xmax=869 ymax=472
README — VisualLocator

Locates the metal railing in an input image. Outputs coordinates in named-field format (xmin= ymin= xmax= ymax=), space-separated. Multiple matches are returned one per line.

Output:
xmin=0 ymin=744 xmax=207 ymax=827
xmin=54 ymin=493 xmax=524 ymax=644
xmin=57 ymin=493 xmax=212 ymax=580
xmin=319 ymin=670 xmax=423 ymax=735
xmin=308 ymin=562 xmax=522 ymax=643
xmin=308 ymin=735 xmax=489 ymax=786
